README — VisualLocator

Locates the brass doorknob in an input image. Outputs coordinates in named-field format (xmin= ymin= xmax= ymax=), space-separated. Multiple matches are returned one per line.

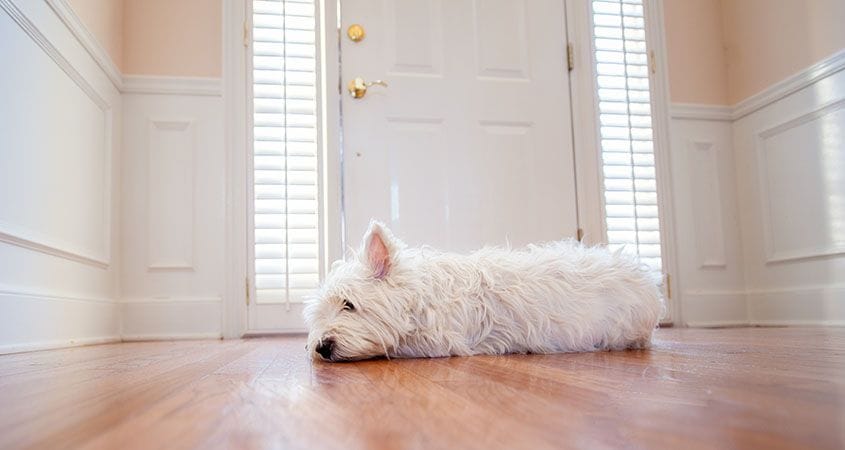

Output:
xmin=347 ymin=77 xmax=388 ymax=99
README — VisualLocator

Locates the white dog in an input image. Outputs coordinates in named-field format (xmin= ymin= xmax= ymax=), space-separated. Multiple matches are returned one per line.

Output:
xmin=304 ymin=221 xmax=664 ymax=361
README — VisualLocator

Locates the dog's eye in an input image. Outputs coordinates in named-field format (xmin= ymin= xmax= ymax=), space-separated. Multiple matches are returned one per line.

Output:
xmin=342 ymin=299 xmax=355 ymax=311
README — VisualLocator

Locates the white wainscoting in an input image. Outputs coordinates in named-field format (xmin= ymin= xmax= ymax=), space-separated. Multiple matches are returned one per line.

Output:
xmin=121 ymin=89 xmax=225 ymax=339
xmin=668 ymin=113 xmax=747 ymax=326
xmin=0 ymin=0 xmax=122 ymax=353
xmin=733 ymin=65 xmax=845 ymax=326
xmin=670 ymin=50 xmax=845 ymax=326
xmin=0 ymin=0 xmax=113 ymax=268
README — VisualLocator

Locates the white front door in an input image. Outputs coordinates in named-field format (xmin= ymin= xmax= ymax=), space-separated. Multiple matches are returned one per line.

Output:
xmin=341 ymin=0 xmax=579 ymax=251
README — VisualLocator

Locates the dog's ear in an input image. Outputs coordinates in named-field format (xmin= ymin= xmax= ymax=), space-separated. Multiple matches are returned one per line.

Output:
xmin=361 ymin=221 xmax=401 ymax=279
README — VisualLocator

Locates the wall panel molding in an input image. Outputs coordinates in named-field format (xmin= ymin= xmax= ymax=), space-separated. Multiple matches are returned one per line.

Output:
xmin=687 ymin=140 xmax=727 ymax=269
xmin=1 ymin=0 xmax=113 ymax=269
xmin=146 ymin=118 xmax=197 ymax=271
xmin=754 ymin=98 xmax=845 ymax=264
xmin=0 ymin=224 xmax=109 ymax=269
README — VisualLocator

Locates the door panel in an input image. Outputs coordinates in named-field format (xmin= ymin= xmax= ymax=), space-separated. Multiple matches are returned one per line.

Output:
xmin=342 ymin=0 xmax=577 ymax=252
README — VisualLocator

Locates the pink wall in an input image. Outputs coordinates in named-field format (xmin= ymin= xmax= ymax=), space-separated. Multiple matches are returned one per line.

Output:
xmin=67 ymin=0 xmax=124 ymax=70
xmin=721 ymin=0 xmax=845 ymax=104
xmin=67 ymin=0 xmax=845 ymax=96
xmin=68 ymin=0 xmax=221 ymax=77
xmin=664 ymin=0 xmax=845 ymax=105
xmin=123 ymin=0 xmax=222 ymax=77
xmin=663 ymin=0 xmax=729 ymax=105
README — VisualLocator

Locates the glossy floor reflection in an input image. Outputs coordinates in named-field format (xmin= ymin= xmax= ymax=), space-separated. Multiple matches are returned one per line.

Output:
xmin=1 ymin=327 xmax=843 ymax=449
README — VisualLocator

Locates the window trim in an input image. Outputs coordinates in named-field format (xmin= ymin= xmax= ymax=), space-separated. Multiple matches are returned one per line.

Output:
xmin=566 ymin=0 xmax=680 ymax=324
xmin=223 ymin=0 xmax=342 ymax=337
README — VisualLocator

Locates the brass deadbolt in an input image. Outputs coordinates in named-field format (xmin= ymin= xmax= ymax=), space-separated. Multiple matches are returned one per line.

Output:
xmin=347 ymin=24 xmax=365 ymax=42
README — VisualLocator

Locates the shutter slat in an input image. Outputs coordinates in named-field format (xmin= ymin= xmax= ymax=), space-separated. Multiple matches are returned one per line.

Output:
xmin=593 ymin=0 xmax=662 ymax=269
xmin=252 ymin=0 xmax=320 ymax=304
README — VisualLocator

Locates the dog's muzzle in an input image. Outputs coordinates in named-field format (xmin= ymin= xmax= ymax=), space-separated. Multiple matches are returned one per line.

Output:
xmin=315 ymin=338 xmax=335 ymax=360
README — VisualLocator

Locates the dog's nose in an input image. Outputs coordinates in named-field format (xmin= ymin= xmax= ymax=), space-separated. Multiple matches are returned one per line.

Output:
xmin=315 ymin=338 xmax=335 ymax=360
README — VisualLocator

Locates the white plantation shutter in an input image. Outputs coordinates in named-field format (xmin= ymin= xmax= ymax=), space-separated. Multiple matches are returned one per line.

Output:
xmin=251 ymin=0 xmax=320 ymax=304
xmin=591 ymin=0 xmax=662 ymax=270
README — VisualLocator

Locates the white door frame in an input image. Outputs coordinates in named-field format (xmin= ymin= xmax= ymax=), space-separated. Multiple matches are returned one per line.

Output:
xmin=223 ymin=0 xmax=249 ymax=338
xmin=223 ymin=0 xmax=680 ymax=337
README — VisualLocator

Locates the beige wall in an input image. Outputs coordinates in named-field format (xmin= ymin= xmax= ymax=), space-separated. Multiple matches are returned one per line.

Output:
xmin=67 ymin=0 xmax=124 ymax=70
xmin=663 ymin=0 xmax=729 ymax=105
xmin=123 ymin=0 xmax=221 ymax=77
xmin=720 ymin=0 xmax=845 ymax=104
xmin=67 ymin=1 xmax=845 ymax=98
xmin=68 ymin=0 xmax=221 ymax=77
xmin=664 ymin=0 xmax=845 ymax=105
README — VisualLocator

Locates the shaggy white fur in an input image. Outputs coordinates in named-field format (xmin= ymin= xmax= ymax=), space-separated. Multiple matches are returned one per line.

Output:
xmin=304 ymin=221 xmax=665 ymax=361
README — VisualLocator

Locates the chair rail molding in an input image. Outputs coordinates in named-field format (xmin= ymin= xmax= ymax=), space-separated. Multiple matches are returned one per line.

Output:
xmin=671 ymin=49 xmax=845 ymax=121
xmin=43 ymin=0 xmax=123 ymax=90
xmin=123 ymin=76 xmax=223 ymax=97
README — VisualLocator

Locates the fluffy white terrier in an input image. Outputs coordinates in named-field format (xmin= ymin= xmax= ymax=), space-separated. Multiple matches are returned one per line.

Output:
xmin=304 ymin=221 xmax=664 ymax=362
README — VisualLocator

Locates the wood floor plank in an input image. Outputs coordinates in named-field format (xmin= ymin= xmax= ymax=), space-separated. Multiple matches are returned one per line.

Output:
xmin=0 ymin=328 xmax=843 ymax=449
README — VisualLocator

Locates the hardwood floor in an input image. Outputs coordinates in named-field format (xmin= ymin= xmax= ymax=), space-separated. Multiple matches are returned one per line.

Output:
xmin=0 ymin=328 xmax=843 ymax=450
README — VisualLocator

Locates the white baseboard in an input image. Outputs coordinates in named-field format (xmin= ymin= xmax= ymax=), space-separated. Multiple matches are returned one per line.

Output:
xmin=120 ymin=298 xmax=223 ymax=339
xmin=747 ymin=285 xmax=845 ymax=325
xmin=121 ymin=333 xmax=222 ymax=341
xmin=680 ymin=290 xmax=749 ymax=327
xmin=0 ymin=287 xmax=120 ymax=355
xmin=679 ymin=285 xmax=845 ymax=328
xmin=749 ymin=320 xmax=845 ymax=327
xmin=0 ymin=336 xmax=121 ymax=355
xmin=681 ymin=320 xmax=751 ymax=328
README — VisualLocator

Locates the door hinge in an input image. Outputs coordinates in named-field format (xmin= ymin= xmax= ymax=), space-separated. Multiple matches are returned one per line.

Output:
xmin=243 ymin=21 xmax=250 ymax=48
xmin=665 ymin=273 xmax=672 ymax=299
xmin=649 ymin=50 xmax=656 ymax=74
xmin=576 ymin=228 xmax=584 ymax=241
xmin=566 ymin=42 xmax=575 ymax=71
xmin=245 ymin=277 xmax=250 ymax=305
